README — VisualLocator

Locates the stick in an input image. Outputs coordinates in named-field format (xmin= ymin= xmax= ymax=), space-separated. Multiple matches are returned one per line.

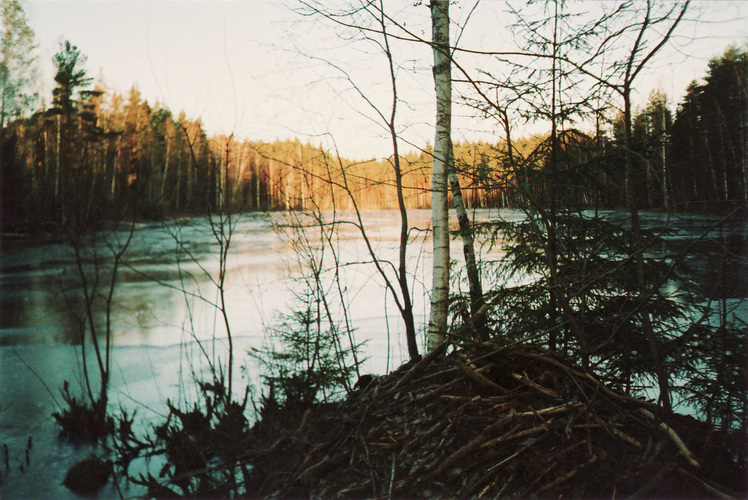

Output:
xmin=391 ymin=341 xmax=447 ymax=393
xmin=675 ymin=466 xmax=739 ymax=500
xmin=386 ymin=453 xmax=396 ymax=500
xmin=481 ymin=423 xmax=547 ymax=448
xmin=639 ymin=409 xmax=700 ymax=469
xmin=511 ymin=373 xmax=558 ymax=398
xmin=538 ymin=468 xmax=579 ymax=492
xmin=410 ymin=375 xmax=464 ymax=403
xmin=610 ymin=427 xmax=644 ymax=448
xmin=400 ymin=420 xmax=449 ymax=457
xmin=524 ymin=352 xmax=649 ymax=407
xmin=514 ymin=401 xmax=583 ymax=417
xmin=455 ymin=359 xmax=502 ymax=391
xmin=419 ymin=412 xmax=516 ymax=482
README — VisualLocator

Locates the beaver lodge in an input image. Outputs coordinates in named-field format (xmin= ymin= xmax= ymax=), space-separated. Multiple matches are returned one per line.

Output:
xmin=239 ymin=338 xmax=745 ymax=499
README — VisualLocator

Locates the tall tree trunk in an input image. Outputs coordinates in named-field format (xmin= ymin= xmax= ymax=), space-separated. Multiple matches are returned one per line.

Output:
xmin=427 ymin=0 xmax=451 ymax=351
xmin=255 ymin=156 xmax=261 ymax=210
xmin=375 ymin=0 xmax=419 ymax=359
xmin=55 ymin=114 xmax=61 ymax=203
xmin=743 ymin=105 xmax=748 ymax=202
xmin=662 ymin=111 xmax=669 ymax=210
xmin=175 ymin=148 xmax=181 ymax=211
xmin=447 ymin=159 xmax=485 ymax=334
xmin=160 ymin=139 xmax=170 ymax=199
xmin=186 ymin=152 xmax=193 ymax=207
xmin=623 ymin=89 xmax=671 ymax=412
xmin=43 ymin=127 xmax=50 ymax=196
xmin=285 ymin=160 xmax=291 ymax=211
xmin=615 ymin=0 xmax=686 ymax=411
xmin=547 ymin=0 xmax=561 ymax=352
xmin=395 ymin=146 xmax=419 ymax=358
xmin=268 ymin=158 xmax=278 ymax=210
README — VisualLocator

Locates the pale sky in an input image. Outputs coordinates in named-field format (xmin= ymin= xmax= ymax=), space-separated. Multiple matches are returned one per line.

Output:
xmin=21 ymin=0 xmax=748 ymax=159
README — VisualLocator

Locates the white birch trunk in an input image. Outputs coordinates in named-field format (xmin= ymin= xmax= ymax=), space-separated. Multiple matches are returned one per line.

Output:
xmin=255 ymin=156 xmax=260 ymax=210
xmin=160 ymin=139 xmax=170 ymax=199
xmin=427 ymin=0 xmax=451 ymax=351
xmin=175 ymin=149 xmax=181 ymax=210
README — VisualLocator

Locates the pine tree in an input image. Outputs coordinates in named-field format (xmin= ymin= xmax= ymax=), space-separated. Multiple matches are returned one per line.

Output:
xmin=49 ymin=40 xmax=94 ymax=225
xmin=669 ymin=45 xmax=748 ymax=208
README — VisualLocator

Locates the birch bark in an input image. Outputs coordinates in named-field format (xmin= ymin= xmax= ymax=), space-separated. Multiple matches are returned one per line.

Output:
xmin=427 ymin=0 xmax=451 ymax=351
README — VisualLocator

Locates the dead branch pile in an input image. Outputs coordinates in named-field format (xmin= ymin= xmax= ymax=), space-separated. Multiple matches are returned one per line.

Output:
xmin=244 ymin=339 xmax=746 ymax=499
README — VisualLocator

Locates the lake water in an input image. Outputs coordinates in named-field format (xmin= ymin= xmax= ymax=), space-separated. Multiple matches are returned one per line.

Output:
xmin=0 ymin=209 xmax=501 ymax=498
xmin=0 ymin=209 xmax=745 ymax=498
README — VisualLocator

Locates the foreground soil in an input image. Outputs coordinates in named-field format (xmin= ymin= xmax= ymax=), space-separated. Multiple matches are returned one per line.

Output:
xmin=245 ymin=339 xmax=746 ymax=499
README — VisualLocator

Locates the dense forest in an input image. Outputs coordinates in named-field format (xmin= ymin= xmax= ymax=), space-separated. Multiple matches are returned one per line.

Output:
xmin=1 ymin=1 xmax=747 ymax=498
xmin=0 ymin=35 xmax=746 ymax=234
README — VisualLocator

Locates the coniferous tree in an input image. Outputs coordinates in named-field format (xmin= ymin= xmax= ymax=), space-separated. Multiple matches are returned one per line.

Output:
xmin=49 ymin=40 xmax=95 ymax=226
xmin=636 ymin=90 xmax=673 ymax=209
xmin=669 ymin=81 xmax=706 ymax=207
xmin=0 ymin=0 xmax=37 ymax=232
xmin=669 ymin=45 xmax=748 ymax=209
xmin=0 ymin=0 xmax=37 ymax=130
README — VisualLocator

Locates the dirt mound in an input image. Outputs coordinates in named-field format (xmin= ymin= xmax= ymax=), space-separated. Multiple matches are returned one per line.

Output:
xmin=244 ymin=339 xmax=746 ymax=499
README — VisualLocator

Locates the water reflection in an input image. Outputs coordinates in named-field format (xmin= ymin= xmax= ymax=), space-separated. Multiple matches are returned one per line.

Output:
xmin=682 ymin=234 xmax=748 ymax=299
xmin=0 ymin=264 xmax=80 ymax=345
xmin=2 ymin=210 xmax=746 ymax=348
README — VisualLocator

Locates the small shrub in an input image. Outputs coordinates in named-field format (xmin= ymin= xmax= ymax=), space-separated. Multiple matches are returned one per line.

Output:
xmin=52 ymin=382 xmax=113 ymax=442
xmin=118 ymin=373 xmax=253 ymax=498
xmin=250 ymin=294 xmax=363 ymax=416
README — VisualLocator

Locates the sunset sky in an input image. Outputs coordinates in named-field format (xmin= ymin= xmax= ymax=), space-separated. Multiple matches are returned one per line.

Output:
xmin=22 ymin=0 xmax=748 ymax=159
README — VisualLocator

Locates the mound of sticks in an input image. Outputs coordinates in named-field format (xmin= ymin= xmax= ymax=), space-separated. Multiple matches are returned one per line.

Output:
xmin=244 ymin=339 xmax=746 ymax=499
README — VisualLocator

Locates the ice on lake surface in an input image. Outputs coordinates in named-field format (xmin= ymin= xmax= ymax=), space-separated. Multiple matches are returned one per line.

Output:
xmin=0 ymin=210 xmax=465 ymax=497
xmin=0 ymin=209 xmax=745 ymax=498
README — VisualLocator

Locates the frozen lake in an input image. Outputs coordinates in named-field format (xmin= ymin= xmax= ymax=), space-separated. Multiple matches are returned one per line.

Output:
xmin=0 ymin=209 xmax=506 ymax=498
xmin=0 ymin=208 xmax=745 ymax=498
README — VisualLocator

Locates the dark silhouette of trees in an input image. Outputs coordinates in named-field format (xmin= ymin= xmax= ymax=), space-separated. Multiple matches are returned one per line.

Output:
xmin=0 ymin=0 xmax=37 ymax=233
xmin=3 ymin=39 xmax=739 ymax=237
xmin=0 ymin=3 xmax=743 ymax=239
xmin=669 ymin=45 xmax=748 ymax=211
xmin=630 ymin=90 xmax=673 ymax=209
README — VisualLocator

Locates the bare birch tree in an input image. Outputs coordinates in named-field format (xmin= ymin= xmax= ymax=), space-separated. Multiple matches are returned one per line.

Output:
xmin=426 ymin=0 xmax=451 ymax=351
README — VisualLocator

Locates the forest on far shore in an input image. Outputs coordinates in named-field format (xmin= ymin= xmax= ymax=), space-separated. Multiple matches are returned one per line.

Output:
xmin=1 ymin=36 xmax=746 ymax=234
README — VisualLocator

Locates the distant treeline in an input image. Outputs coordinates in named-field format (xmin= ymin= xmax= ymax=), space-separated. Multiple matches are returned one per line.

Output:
xmin=0 ymin=45 xmax=745 ymax=234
